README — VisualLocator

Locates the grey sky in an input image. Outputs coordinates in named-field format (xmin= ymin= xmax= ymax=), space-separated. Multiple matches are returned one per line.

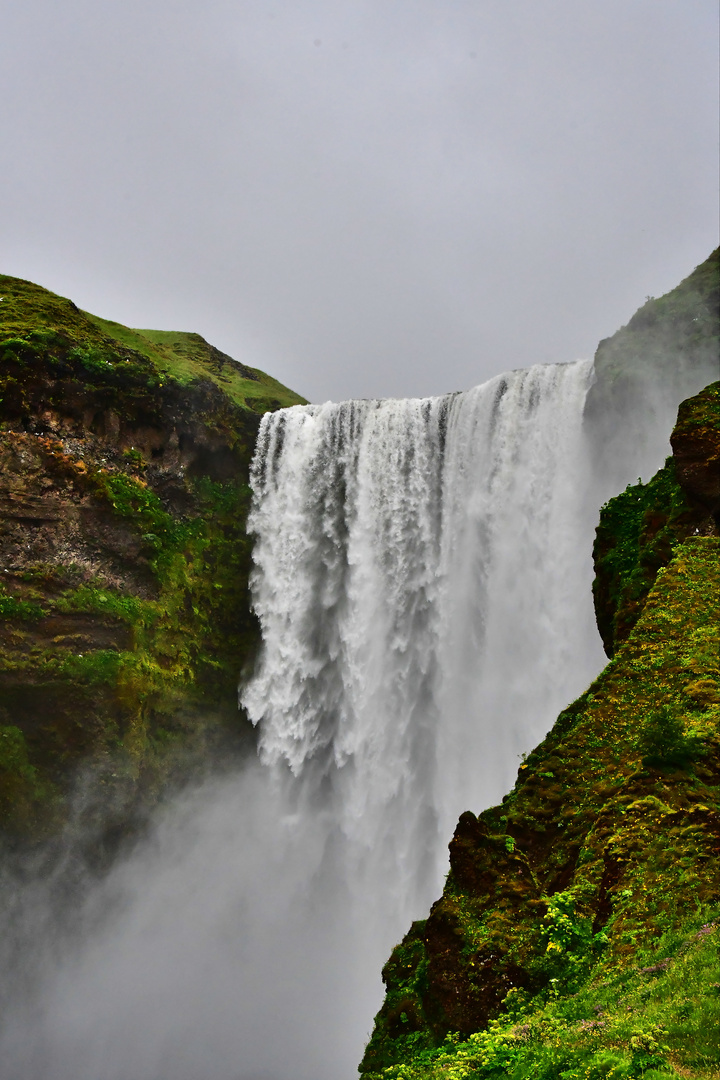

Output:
xmin=1 ymin=0 xmax=717 ymax=403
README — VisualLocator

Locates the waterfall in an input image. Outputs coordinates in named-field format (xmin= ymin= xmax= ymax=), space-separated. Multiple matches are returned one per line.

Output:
xmin=0 ymin=361 xmax=606 ymax=1080
xmin=243 ymin=359 xmax=602 ymax=920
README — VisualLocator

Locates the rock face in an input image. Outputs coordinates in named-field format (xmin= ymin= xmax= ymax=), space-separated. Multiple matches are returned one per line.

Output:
xmin=591 ymin=385 xmax=719 ymax=660
xmin=0 ymin=273 xmax=305 ymax=845
xmin=671 ymin=382 xmax=720 ymax=523
xmin=585 ymin=249 xmax=719 ymax=659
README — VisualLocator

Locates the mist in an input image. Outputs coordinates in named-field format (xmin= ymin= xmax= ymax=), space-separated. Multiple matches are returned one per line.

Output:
xmin=0 ymin=763 xmax=390 ymax=1080
xmin=1 ymin=0 xmax=718 ymax=401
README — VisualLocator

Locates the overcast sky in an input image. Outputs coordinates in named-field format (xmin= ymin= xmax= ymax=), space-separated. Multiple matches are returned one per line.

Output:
xmin=1 ymin=1 xmax=717 ymax=403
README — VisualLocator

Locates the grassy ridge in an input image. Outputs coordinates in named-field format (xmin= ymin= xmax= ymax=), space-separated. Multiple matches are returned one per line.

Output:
xmin=87 ymin=315 xmax=306 ymax=413
xmin=0 ymin=273 xmax=305 ymax=415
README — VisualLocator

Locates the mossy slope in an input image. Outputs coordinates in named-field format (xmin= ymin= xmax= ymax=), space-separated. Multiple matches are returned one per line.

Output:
xmin=86 ymin=316 xmax=304 ymax=414
xmin=1 ymin=273 xmax=306 ymax=415
xmin=360 ymin=384 xmax=720 ymax=1079
xmin=590 ymin=248 xmax=718 ymax=402
xmin=592 ymin=382 xmax=720 ymax=658
xmin=0 ymin=273 xmax=304 ymax=846
xmin=585 ymin=248 xmax=719 ymax=491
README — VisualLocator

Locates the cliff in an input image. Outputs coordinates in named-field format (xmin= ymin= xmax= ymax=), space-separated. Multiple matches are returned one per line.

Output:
xmin=0 ymin=273 xmax=305 ymax=848
xmin=584 ymin=247 xmax=719 ymax=492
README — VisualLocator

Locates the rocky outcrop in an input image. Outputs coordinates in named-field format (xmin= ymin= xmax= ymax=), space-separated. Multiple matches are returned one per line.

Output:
xmin=591 ymin=383 xmax=719 ymax=659
xmin=0 ymin=273 xmax=305 ymax=846
xmin=671 ymin=381 xmax=720 ymax=524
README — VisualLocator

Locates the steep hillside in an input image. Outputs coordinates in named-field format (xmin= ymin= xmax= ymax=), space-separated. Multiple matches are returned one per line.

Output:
xmin=590 ymin=249 xmax=718 ymax=409
xmin=360 ymin=385 xmax=720 ymax=1079
xmin=585 ymin=247 xmax=719 ymax=493
xmin=0 ymin=274 xmax=305 ymax=847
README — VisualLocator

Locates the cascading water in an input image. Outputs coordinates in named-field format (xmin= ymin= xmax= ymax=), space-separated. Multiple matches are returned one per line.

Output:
xmin=0 ymin=361 xmax=606 ymax=1080
xmin=244 ymin=360 xmax=603 ymax=915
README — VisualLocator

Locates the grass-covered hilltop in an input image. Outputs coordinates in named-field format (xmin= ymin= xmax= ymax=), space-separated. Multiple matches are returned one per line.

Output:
xmin=0 ymin=273 xmax=305 ymax=848
xmin=360 ymin=258 xmax=720 ymax=1079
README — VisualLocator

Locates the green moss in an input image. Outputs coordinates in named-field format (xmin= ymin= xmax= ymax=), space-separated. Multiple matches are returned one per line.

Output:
xmin=54 ymin=585 xmax=158 ymax=627
xmin=97 ymin=472 xmax=180 ymax=552
xmin=592 ymin=459 xmax=699 ymax=656
xmin=0 ymin=271 xmax=306 ymax=416
xmin=67 ymin=345 xmax=118 ymax=377
xmin=674 ymin=380 xmax=720 ymax=434
xmin=0 ymin=589 xmax=45 ymax=620
xmin=362 ymin=923 xmax=434 ymax=1070
xmin=1 ymin=644 xmax=124 ymax=685
xmin=85 ymin=316 xmax=307 ymax=413
xmin=0 ymin=725 xmax=58 ymax=837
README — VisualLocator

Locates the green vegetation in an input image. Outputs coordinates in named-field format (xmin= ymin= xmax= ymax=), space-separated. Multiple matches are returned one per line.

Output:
xmin=592 ymin=458 xmax=697 ymax=656
xmin=0 ymin=725 xmax=57 ymax=837
xmin=86 ymin=317 xmax=305 ymax=413
xmin=673 ymin=379 xmax=720 ymax=435
xmin=0 ymin=273 xmax=305 ymax=417
xmin=639 ymin=707 xmax=707 ymax=772
xmin=587 ymin=248 xmax=719 ymax=421
xmin=370 ymin=908 xmax=720 ymax=1078
xmin=0 ymin=587 xmax=44 ymax=621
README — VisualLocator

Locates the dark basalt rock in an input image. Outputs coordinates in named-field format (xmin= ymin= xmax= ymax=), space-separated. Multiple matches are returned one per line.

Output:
xmin=671 ymin=381 xmax=720 ymax=523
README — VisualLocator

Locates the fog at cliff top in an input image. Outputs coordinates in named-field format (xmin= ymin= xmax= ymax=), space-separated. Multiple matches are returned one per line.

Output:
xmin=1 ymin=0 xmax=718 ymax=401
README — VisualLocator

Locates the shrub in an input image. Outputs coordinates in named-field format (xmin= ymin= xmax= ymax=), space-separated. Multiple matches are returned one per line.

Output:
xmin=0 ymin=591 xmax=44 ymax=620
xmin=639 ymin=708 xmax=706 ymax=771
